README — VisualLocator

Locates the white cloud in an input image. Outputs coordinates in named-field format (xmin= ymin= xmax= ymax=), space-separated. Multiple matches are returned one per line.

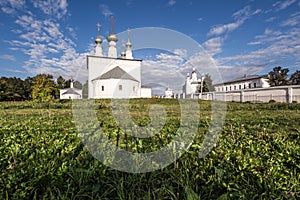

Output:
xmin=215 ymin=65 xmax=265 ymax=83
xmin=208 ymin=5 xmax=261 ymax=37
xmin=174 ymin=49 xmax=188 ymax=59
xmin=29 ymin=0 xmax=68 ymax=19
xmin=141 ymin=50 xmax=192 ymax=94
xmin=203 ymin=37 xmax=224 ymax=56
xmin=99 ymin=4 xmax=113 ymax=18
xmin=0 ymin=54 xmax=16 ymax=61
xmin=141 ymin=49 xmax=224 ymax=94
xmin=1 ymin=0 xmax=89 ymax=82
xmin=0 ymin=0 xmax=25 ymax=14
xmin=8 ymin=12 xmax=88 ymax=82
xmin=265 ymin=17 xmax=277 ymax=22
xmin=232 ymin=5 xmax=252 ymax=19
xmin=219 ymin=27 xmax=300 ymax=75
xmin=281 ymin=12 xmax=300 ymax=26
xmin=208 ymin=21 xmax=242 ymax=36
xmin=273 ymin=0 xmax=296 ymax=11
xmin=167 ymin=0 xmax=176 ymax=6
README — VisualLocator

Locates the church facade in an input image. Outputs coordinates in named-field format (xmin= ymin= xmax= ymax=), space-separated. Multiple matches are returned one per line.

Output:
xmin=182 ymin=68 xmax=203 ymax=96
xmin=87 ymin=23 xmax=151 ymax=99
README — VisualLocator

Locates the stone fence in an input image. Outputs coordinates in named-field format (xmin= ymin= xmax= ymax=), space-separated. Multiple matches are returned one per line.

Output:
xmin=198 ymin=85 xmax=300 ymax=103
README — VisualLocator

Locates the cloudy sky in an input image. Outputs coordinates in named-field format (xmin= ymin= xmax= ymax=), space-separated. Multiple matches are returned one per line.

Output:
xmin=0 ymin=0 xmax=299 ymax=93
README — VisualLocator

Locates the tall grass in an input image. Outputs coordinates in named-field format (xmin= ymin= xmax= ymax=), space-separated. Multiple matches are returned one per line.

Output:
xmin=0 ymin=100 xmax=299 ymax=199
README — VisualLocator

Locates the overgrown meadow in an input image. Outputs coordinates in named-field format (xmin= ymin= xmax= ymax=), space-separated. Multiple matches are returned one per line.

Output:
xmin=0 ymin=99 xmax=299 ymax=199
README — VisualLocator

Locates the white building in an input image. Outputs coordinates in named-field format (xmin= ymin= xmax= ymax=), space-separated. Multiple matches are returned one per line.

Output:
xmin=59 ymin=81 xmax=82 ymax=99
xmin=87 ymin=22 xmax=151 ymax=99
xmin=140 ymin=86 xmax=152 ymax=98
xmin=164 ymin=87 xmax=173 ymax=98
xmin=214 ymin=74 xmax=270 ymax=92
xmin=182 ymin=68 xmax=203 ymax=96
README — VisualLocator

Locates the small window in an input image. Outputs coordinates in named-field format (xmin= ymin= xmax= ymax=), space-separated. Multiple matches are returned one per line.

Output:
xmin=230 ymin=86 xmax=232 ymax=91
xmin=101 ymin=86 xmax=104 ymax=91
xmin=234 ymin=86 xmax=236 ymax=90
xmin=226 ymin=87 xmax=228 ymax=91
xmin=119 ymin=85 xmax=122 ymax=91
xmin=249 ymin=83 xmax=251 ymax=88
xmin=244 ymin=84 xmax=246 ymax=89
xmin=239 ymin=85 xmax=241 ymax=90
xmin=254 ymin=83 xmax=257 ymax=88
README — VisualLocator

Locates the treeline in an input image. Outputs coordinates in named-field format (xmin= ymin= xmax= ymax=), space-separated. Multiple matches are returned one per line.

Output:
xmin=0 ymin=74 xmax=87 ymax=101
xmin=268 ymin=67 xmax=300 ymax=86
xmin=1 ymin=66 xmax=299 ymax=101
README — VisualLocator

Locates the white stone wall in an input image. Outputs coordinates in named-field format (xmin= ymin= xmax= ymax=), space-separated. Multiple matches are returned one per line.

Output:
xmin=141 ymin=88 xmax=152 ymax=98
xmin=92 ymin=79 xmax=139 ymax=99
xmin=200 ymin=85 xmax=300 ymax=103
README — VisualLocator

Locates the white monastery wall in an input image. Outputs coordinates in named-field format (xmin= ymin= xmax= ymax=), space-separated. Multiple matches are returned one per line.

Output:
xmin=200 ymin=85 xmax=300 ymax=103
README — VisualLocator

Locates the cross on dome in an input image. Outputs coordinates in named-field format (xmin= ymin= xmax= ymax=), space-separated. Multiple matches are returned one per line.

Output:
xmin=107 ymin=16 xmax=118 ymax=42
xmin=126 ymin=28 xmax=132 ymax=47
xmin=97 ymin=22 xmax=101 ymax=36
xmin=110 ymin=16 xmax=115 ymax=33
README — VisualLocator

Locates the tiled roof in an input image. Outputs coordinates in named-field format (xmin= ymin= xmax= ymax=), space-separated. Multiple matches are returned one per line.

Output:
xmin=62 ymin=88 xmax=80 ymax=95
xmin=214 ymin=74 xmax=267 ymax=86
xmin=93 ymin=66 xmax=138 ymax=82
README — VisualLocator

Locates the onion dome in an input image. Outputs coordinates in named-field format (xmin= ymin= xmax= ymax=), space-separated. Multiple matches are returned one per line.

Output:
xmin=95 ymin=23 xmax=102 ymax=44
xmin=107 ymin=32 xmax=118 ymax=42
xmin=126 ymin=41 xmax=132 ymax=47
xmin=95 ymin=36 xmax=102 ymax=44
xmin=121 ymin=50 xmax=126 ymax=58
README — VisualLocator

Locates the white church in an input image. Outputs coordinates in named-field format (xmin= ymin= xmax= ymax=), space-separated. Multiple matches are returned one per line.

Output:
xmin=182 ymin=68 xmax=203 ymax=97
xmin=87 ymin=22 xmax=151 ymax=99
xmin=59 ymin=81 xmax=82 ymax=99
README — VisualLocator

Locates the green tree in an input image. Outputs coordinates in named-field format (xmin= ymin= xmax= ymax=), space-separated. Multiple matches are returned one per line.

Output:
xmin=56 ymin=76 xmax=66 ymax=89
xmin=203 ymin=74 xmax=215 ymax=92
xmin=65 ymin=79 xmax=71 ymax=88
xmin=73 ymin=80 xmax=83 ymax=89
xmin=64 ymin=78 xmax=82 ymax=89
xmin=0 ymin=77 xmax=27 ymax=101
xmin=268 ymin=66 xmax=289 ymax=87
xmin=290 ymin=70 xmax=300 ymax=85
xmin=24 ymin=77 xmax=33 ymax=100
xmin=197 ymin=74 xmax=215 ymax=93
xmin=32 ymin=74 xmax=56 ymax=102
xmin=0 ymin=77 xmax=8 ymax=101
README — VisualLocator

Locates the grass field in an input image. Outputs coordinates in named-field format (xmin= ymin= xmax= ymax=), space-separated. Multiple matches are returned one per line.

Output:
xmin=0 ymin=100 xmax=299 ymax=199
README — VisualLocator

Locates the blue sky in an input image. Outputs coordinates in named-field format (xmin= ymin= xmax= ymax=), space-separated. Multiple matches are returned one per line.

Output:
xmin=0 ymin=0 xmax=299 ymax=90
